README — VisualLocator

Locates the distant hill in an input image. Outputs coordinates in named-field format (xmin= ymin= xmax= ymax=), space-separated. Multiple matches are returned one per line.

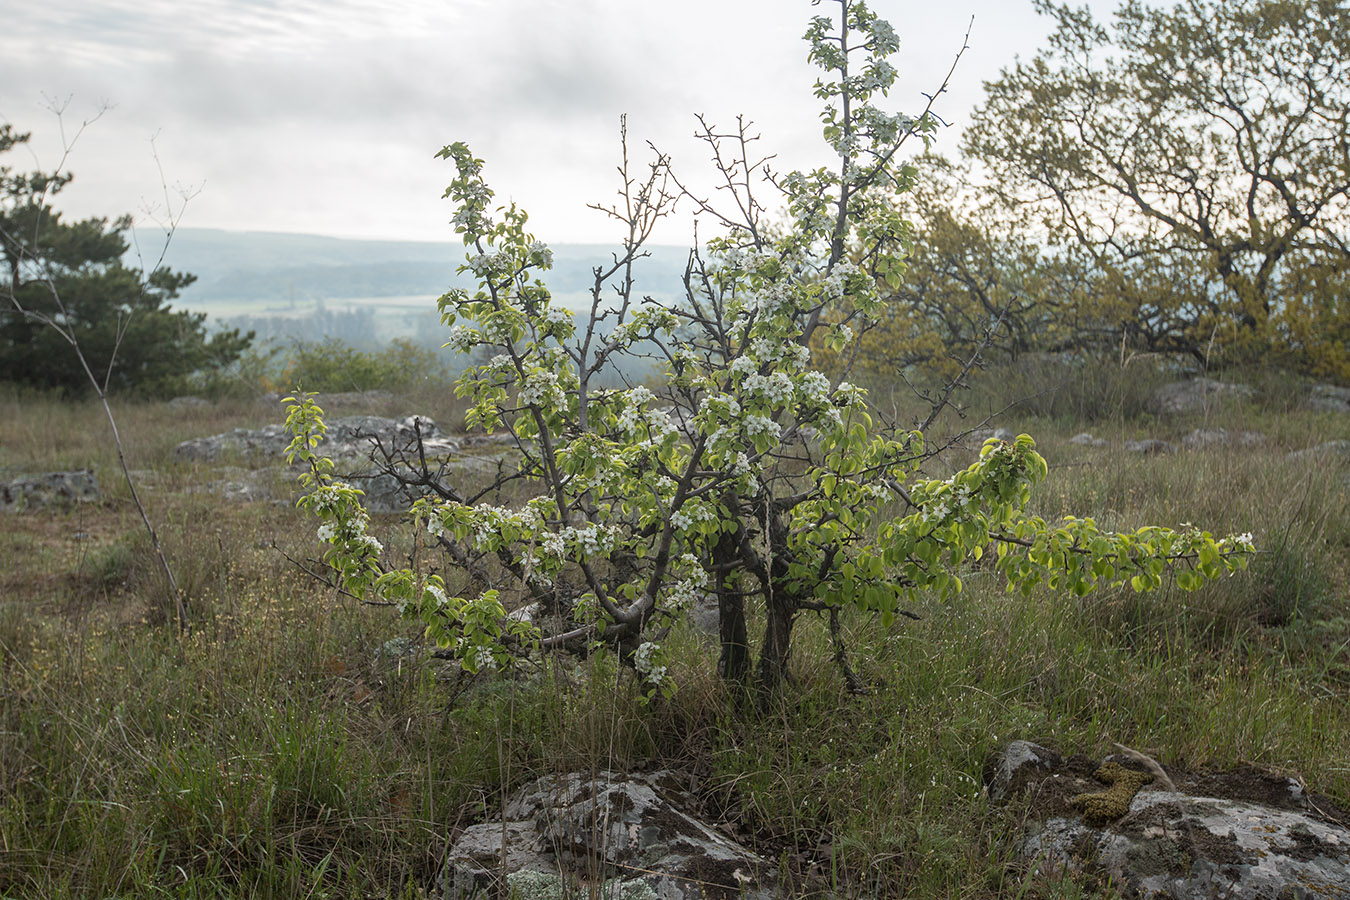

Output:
xmin=160 ymin=228 xmax=692 ymax=313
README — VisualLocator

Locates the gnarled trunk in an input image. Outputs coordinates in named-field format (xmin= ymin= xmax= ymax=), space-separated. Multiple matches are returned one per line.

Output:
xmin=756 ymin=589 xmax=795 ymax=693
xmin=712 ymin=530 xmax=750 ymax=682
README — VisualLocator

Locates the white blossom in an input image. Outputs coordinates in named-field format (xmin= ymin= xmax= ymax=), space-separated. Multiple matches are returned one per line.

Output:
xmin=836 ymin=382 xmax=865 ymax=402
xmin=708 ymin=246 xmax=746 ymax=272
xmin=755 ymin=282 xmax=795 ymax=317
xmin=751 ymin=337 xmax=779 ymax=362
xmin=666 ymin=579 xmax=702 ymax=610
xmin=680 ymin=554 xmax=709 ymax=586
xmin=519 ymin=370 xmax=564 ymax=407
xmin=745 ymin=414 xmax=781 ymax=441
xmin=800 ymin=371 xmax=831 ymax=402
xmin=466 ymin=250 xmax=510 ymax=277
xmin=528 ymin=240 xmax=554 ymax=268
xmin=748 ymin=250 xmax=778 ymax=271
xmin=541 ymin=306 xmax=572 ymax=332
xmin=460 ymin=180 xmax=491 ymax=204
xmin=781 ymin=342 xmax=810 ymax=371
xmin=925 ymin=502 xmax=949 ymax=524
xmin=744 ymin=372 xmax=795 ymax=407
xmin=730 ymin=355 xmax=758 ymax=377
xmin=567 ymin=523 xmax=615 ymax=558
xmin=869 ymin=18 xmax=899 ymax=54
xmin=633 ymin=641 xmax=667 ymax=685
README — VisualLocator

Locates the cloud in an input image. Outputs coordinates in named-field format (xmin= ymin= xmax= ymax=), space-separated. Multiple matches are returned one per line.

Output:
xmin=0 ymin=0 xmax=1128 ymax=243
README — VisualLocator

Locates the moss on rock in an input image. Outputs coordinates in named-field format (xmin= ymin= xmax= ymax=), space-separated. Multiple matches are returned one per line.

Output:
xmin=1071 ymin=762 xmax=1154 ymax=825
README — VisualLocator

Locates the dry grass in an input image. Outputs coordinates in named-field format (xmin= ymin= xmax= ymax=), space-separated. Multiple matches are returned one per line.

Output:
xmin=1 ymin=368 xmax=1347 ymax=898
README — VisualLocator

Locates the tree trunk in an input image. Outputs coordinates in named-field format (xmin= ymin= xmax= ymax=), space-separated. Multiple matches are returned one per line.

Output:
xmin=718 ymin=593 xmax=750 ymax=683
xmin=712 ymin=531 xmax=750 ymax=682
xmin=756 ymin=590 xmax=795 ymax=693
xmin=752 ymin=504 xmax=796 ymax=693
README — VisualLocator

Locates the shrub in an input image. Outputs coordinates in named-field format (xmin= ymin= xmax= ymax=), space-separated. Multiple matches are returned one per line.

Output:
xmin=287 ymin=0 xmax=1253 ymax=699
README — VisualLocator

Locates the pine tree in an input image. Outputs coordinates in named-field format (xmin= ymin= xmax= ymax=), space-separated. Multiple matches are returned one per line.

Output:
xmin=0 ymin=124 xmax=252 ymax=395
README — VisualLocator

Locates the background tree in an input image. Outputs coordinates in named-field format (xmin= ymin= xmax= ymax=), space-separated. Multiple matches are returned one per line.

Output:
xmin=963 ymin=0 xmax=1350 ymax=380
xmin=829 ymin=156 xmax=1100 ymax=384
xmin=0 ymin=124 xmax=252 ymax=395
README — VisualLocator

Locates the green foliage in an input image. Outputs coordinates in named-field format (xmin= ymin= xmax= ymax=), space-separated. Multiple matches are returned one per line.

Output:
xmin=0 ymin=124 xmax=253 ymax=395
xmin=287 ymin=0 xmax=1253 ymax=699
xmin=964 ymin=0 xmax=1350 ymax=379
xmin=273 ymin=337 xmax=454 ymax=393
xmin=182 ymin=335 xmax=456 ymax=401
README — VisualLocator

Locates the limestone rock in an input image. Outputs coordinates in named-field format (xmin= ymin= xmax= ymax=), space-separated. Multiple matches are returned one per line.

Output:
xmin=988 ymin=742 xmax=1350 ymax=900
xmin=1151 ymin=378 xmax=1255 ymax=415
xmin=1287 ymin=441 xmax=1350 ymax=463
xmin=1181 ymin=428 xmax=1267 ymax=449
xmin=689 ymin=594 xmax=721 ymax=636
xmin=1025 ymin=792 xmax=1350 ymax=899
xmin=985 ymin=740 xmax=1062 ymax=803
xmin=459 ymin=431 xmax=519 ymax=451
xmin=1310 ymin=384 xmax=1350 ymax=414
xmin=1068 ymin=432 xmax=1109 ymax=447
xmin=1 ymin=470 xmax=100 ymax=512
xmin=354 ymin=455 xmax=514 ymax=515
xmin=187 ymin=466 xmax=278 ymax=503
xmin=174 ymin=415 xmax=458 ymax=463
xmin=442 ymin=770 xmax=775 ymax=900
xmin=1124 ymin=439 xmax=1177 ymax=455
xmin=174 ymin=423 xmax=289 ymax=461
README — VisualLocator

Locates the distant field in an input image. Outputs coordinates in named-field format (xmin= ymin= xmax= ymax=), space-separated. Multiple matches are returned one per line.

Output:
xmin=179 ymin=290 xmax=655 ymax=320
xmin=159 ymin=228 xmax=691 ymax=342
xmin=175 ymin=293 xmax=437 ymax=319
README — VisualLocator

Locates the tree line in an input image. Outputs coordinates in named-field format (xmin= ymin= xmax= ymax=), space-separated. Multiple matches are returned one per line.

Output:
xmin=836 ymin=0 xmax=1350 ymax=383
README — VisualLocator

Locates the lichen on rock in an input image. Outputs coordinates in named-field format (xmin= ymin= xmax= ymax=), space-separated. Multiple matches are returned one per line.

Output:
xmin=503 ymin=870 xmax=657 ymax=900
xmin=989 ymin=741 xmax=1350 ymax=899
xmin=1071 ymin=762 xmax=1154 ymax=825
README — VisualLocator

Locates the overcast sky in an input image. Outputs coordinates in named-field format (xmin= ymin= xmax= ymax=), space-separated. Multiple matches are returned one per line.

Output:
xmin=1 ymin=0 xmax=1123 ymax=248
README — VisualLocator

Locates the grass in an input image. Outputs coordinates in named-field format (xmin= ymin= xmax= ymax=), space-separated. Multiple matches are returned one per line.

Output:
xmin=1 ymin=366 xmax=1347 ymax=898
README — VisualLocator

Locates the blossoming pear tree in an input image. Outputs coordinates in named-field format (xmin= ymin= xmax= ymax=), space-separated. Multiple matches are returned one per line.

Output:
xmin=284 ymin=0 xmax=1253 ymax=696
